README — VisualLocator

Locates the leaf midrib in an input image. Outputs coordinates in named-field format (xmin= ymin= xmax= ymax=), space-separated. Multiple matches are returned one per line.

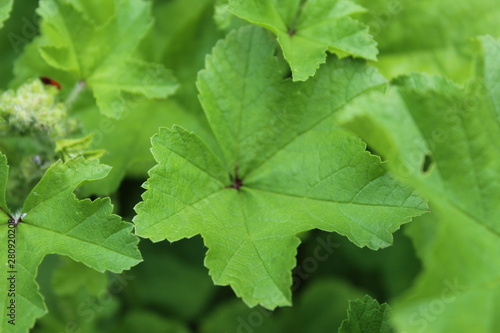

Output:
xmin=22 ymin=223 xmax=138 ymax=263
xmin=245 ymin=81 xmax=386 ymax=179
xmin=237 ymin=192 xmax=290 ymax=300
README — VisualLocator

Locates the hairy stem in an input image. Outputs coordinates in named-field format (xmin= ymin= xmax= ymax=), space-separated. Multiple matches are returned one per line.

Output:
xmin=65 ymin=80 xmax=87 ymax=107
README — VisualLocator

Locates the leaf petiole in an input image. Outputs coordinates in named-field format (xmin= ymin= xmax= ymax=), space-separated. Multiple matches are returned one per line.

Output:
xmin=65 ymin=80 xmax=87 ymax=107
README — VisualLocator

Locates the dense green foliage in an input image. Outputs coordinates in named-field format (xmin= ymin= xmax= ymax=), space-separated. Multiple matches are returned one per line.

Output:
xmin=0 ymin=0 xmax=498 ymax=332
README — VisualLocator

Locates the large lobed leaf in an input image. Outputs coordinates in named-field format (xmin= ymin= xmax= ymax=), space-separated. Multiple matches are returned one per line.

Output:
xmin=228 ymin=0 xmax=378 ymax=81
xmin=0 ymin=154 xmax=142 ymax=332
xmin=34 ymin=0 xmax=178 ymax=118
xmin=339 ymin=36 xmax=500 ymax=332
xmin=134 ymin=26 xmax=426 ymax=309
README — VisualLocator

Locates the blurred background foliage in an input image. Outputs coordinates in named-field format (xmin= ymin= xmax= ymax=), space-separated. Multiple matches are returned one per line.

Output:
xmin=0 ymin=0 xmax=498 ymax=331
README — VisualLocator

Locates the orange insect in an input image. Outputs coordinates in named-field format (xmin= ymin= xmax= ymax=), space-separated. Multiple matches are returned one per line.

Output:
xmin=40 ymin=76 xmax=61 ymax=90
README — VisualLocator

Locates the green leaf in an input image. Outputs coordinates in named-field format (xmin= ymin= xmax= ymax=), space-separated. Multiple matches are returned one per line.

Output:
xmin=76 ymin=98 xmax=215 ymax=196
xmin=12 ymin=37 xmax=75 ymax=90
xmin=123 ymin=239 xmax=215 ymax=321
xmin=228 ymin=0 xmax=378 ymax=81
xmin=200 ymin=300 xmax=279 ymax=333
xmin=280 ymin=278 xmax=365 ymax=332
xmin=117 ymin=311 xmax=191 ymax=333
xmin=475 ymin=35 xmax=500 ymax=119
xmin=0 ymin=78 xmax=74 ymax=137
xmin=10 ymin=0 xmax=218 ymax=196
xmin=200 ymin=278 xmax=365 ymax=333
xmin=55 ymin=134 xmax=105 ymax=161
xmin=0 ymin=153 xmax=7 ymax=211
xmin=134 ymin=26 xmax=426 ymax=309
xmin=137 ymin=0 xmax=219 ymax=65
xmin=0 ymin=0 xmax=13 ymax=29
xmin=34 ymin=256 xmax=120 ymax=333
xmin=338 ymin=295 xmax=393 ymax=333
xmin=36 ymin=0 xmax=178 ymax=118
xmin=136 ymin=0 xmax=224 ymax=129
xmin=0 ymin=154 xmax=142 ymax=332
xmin=52 ymin=257 xmax=108 ymax=296
xmin=339 ymin=36 xmax=500 ymax=332
xmin=214 ymin=0 xmax=246 ymax=31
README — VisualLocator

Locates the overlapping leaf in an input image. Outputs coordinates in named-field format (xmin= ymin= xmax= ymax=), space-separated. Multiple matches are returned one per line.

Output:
xmin=0 ymin=0 xmax=39 ymax=88
xmin=138 ymin=0 xmax=223 ymax=121
xmin=33 ymin=257 xmax=114 ymax=333
xmin=34 ymin=0 xmax=178 ymax=118
xmin=134 ymin=26 xmax=426 ymax=309
xmin=0 ymin=154 xmax=142 ymax=332
xmin=228 ymin=0 xmax=378 ymax=81
xmin=11 ymin=0 xmax=219 ymax=196
xmin=339 ymin=295 xmax=393 ymax=333
xmin=339 ymin=36 xmax=500 ymax=332
xmin=118 ymin=311 xmax=191 ymax=333
xmin=356 ymin=0 xmax=500 ymax=82
xmin=74 ymin=0 xmax=223 ymax=195
xmin=123 ymin=239 xmax=215 ymax=321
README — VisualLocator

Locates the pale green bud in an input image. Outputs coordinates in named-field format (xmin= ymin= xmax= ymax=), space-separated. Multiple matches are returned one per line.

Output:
xmin=0 ymin=79 xmax=69 ymax=137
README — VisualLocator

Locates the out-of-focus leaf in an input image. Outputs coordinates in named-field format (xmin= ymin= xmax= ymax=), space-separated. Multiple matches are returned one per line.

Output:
xmin=201 ymin=278 xmax=365 ymax=333
xmin=123 ymin=239 xmax=215 ymax=321
xmin=114 ymin=311 xmax=191 ymax=333
xmin=134 ymin=26 xmax=427 ymax=309
xmin=339 ymin=36 xmax=500 ymax=333
xmin=15 ymin=0 xmax=178 ymax=118
xmin=0 ymin=0 xmax=13 ymax=29
xmin=52 ymin=258 xmax=108 ymax=297
xmin=357 ymin=0 xmax=500 ymax=81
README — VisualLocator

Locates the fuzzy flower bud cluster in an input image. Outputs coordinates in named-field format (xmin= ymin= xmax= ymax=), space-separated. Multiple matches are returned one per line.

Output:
xmin=0 ymin=79 xmax=76 ymax=137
